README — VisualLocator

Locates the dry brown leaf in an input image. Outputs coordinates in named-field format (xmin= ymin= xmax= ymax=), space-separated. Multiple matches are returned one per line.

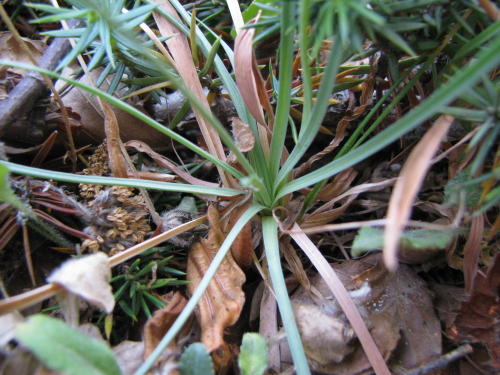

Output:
xmin=464 ymin=214 xmax=485 ymax=293
xmin=143 ymin=291 xmax=190 ymax=373
xmin=234 ymin=25 xmax=274 ymax=127
xmin=103 ymin=101 xmax=128 ymax=178
xmin=285 ymin=252 xmax=441 ymax=371
xmin=153 ymin=1 xmax=236 ymax=190
xmin=231 ymin=117 xmax=255 ymax=153
xmin=112 ymin=341 xmax=144 ymax=375
xmin=384 ymin=114 xmax=454 ymax=271
xmin=0 ymin=33 xmax=46 ymax=76
xmin=56 ymin=66 xmax=170 ymax=148
xmin=46 ymin=252 xmax=114 ymax=313
xmin=448 ymin=252 xmax=500 ymax=369
xmin=125 ymin=140 xmax=218 ymax=187
xmin=186 ymin=205 xmax=246 ymax=352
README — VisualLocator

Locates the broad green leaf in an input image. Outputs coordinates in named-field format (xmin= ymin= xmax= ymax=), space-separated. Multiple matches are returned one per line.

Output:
xmin=239 ymin=333 xmax=268 ymax=375
xmin=15 ymin=315 xmax=122 ymax=375
xmin=178 ymin=343 xmax=214 ymax=375
xmin=352 ymin=227 xmax=456 ymax=256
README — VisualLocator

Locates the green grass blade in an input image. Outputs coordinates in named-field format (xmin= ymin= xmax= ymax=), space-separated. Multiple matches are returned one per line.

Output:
xmin=262 ymin=216 xmax=310 ymax=375
xmin=268 ymin=0 xmax=295 ymax=178
xmin=274 ymin=36 xmax=343 ymax=190
xmin=276 ymin=33 xmax=500 ymax=199
xmin=133 ymin=204 xmax=264 ymax=375
xmin=1 ymin=161 xmax=241 ymax=197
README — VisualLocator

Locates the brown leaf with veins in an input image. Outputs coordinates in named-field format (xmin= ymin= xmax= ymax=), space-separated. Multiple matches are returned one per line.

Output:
xmin=186 ymin=205 xmax=246 ymax=353
xmin=447 ymin=252 xmax=500 ymax=368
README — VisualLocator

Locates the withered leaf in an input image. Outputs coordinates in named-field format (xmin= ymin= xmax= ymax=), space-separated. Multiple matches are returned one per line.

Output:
xmin=47 ymin=252 xmax=114 ymax=313
xmin=232 ymin=117 xmax=255 ymax=153
xmin=186 ymin=205 xmax=246 ymax=353
xmin=143 ymin=292 xmax=189 ymax=362
xmin=285 ymin=253 xmax=441 ymax=372
xmin=448 ymin=252 xmax=500 ymax=368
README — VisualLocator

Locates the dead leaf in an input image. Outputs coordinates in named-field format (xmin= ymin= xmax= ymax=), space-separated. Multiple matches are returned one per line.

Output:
xmin=46 ymin=252 xmax=114 ymax=313
xmin=143 ymin=292 xmax=190 ymax=362
xmin=286 ymin=253 xmax=441 ymax=371
xmin=0 ymin=33 xmax=46 ymax=76
xmin=384 ymin=114 xmax=454 ymax=270
xmin=102 ymin=102 xmax=127 ymax=178
xmin=186 ymin=205 xmax=246 ymax=353
xmin=55 ymin=66 xmax=170 ymax=149
xmin=112 ymin=341 xmax=144 ymax=375
xmin=234 ymin=25 xmax=274 ymax=127
xmin=464 ymin=214 xmax=485 ymax=293
xmin=448 ymin=252 xmax=500 ymax=368
xmin=231 ymin=117 xmax=255 ymax=153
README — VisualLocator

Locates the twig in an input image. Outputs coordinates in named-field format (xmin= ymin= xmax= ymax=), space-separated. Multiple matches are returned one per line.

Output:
xmin=394 ymin=345 xmax=473 ymax=375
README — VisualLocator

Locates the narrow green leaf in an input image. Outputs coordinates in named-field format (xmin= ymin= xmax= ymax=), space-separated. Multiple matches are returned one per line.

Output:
xmin=239 ymin=333 xmax=268 ymax=375
xmin=262 ymin=217 xmax=310 ymax=375
xmin=178 ymin=343 xmax=215 ymax=375
xmin=0 ymin=161 xmax=241 ymax=197
xmin=15 ymin=315 xmax=122 ymax=375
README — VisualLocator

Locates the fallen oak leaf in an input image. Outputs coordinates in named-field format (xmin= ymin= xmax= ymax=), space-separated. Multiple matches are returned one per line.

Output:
xmin=186 ymin=205 xmax=246 ymax=353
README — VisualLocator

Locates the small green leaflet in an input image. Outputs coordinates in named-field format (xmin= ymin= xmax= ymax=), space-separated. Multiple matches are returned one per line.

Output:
xmin=352 ymin=226 xmax=456 ymax=257
xmin=178 ymin=343 xmax=215 ymax=375
xmin=15 ymin=315 xmax=122 ymax=375
xmin=239 ymin=333 xmax=268 ymax=375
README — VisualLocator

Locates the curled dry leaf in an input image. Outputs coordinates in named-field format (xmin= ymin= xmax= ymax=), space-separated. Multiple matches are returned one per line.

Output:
xmin=186 ymin=205 xmax=246 ymax=353
xmin=234 ymin=25 xmax=274 ymax=127
xmin=384 ymin=114 xmax=454 ymax=271
xmin=143 ymin=292 xmax=190 ymax=373
xmin=447 ymin=252 xmax=500 ymax=368
xmin=47 ymin=252 xmax=114 ymax=313
xmin=231 ymin=117 xmax=255 ymax=153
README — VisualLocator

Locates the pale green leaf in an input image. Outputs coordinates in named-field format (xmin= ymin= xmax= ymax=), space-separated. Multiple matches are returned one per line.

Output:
xmin=178 ymin=343 xmax=214 ymax=375
xmin=15 ymin=315 xmax=122 ymax=375
xmin=239 ymin=333 xmax=268 ymax=375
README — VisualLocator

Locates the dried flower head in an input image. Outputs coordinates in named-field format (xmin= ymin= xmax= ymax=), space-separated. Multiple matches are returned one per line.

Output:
xmin=161 ymin=196 xmax=200 ymax=248
xmin=80 ymin=142 xmax=110 ymax=201
xmin=81 ymin=186 xmax=151 ymax=255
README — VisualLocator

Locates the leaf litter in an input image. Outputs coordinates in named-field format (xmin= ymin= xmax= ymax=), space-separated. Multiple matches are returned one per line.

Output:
xmin=0 ymin=1 xmax=499 ymax=374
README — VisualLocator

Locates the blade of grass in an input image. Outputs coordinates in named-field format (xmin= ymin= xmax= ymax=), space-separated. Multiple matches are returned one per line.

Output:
xmin=268 ymin=0 xmax=295 ymax=179
xmin=276 ymin=32 xmax=500 ymax=200
xmin=134 ymin=204 xmax=263 ymax=375
xmin=274 ymin=35 xmax=343 ymax=191
xmin=262 ymin=216 xmax=311 ymax=375
xmin=289 ymin=223 xmax=391 ymax=375
xmin=1 ymin=161 xmax=241 ymax=197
